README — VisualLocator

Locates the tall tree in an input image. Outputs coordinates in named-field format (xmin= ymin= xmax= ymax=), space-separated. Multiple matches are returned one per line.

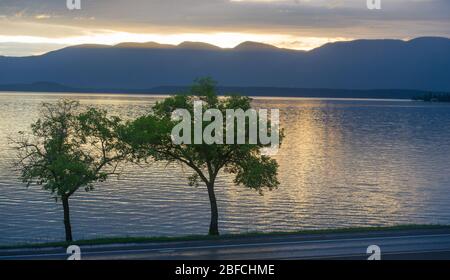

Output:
xmin=123 ymin=78 xmax=282 ymax=235
xmin=12 ymin=100 xmax=127 ymax=242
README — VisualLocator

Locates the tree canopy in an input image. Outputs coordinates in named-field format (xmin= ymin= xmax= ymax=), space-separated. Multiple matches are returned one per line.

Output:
xmin=123 ymin=78 xmax=282 ymax=235
xmin=12 ymin=99 xmax=128 ymax=241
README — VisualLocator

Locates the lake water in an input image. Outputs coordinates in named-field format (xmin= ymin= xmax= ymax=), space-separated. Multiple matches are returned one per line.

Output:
xmin=1 ymin=93 xmax=450 ymax=245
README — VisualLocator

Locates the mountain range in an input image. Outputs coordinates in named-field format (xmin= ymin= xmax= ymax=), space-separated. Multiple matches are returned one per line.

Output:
xmin=1 ymin=37 xmax=449 ymax=93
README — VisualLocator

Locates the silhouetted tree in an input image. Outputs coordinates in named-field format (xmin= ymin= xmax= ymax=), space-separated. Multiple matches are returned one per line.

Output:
xmin=12 ymin=100 xmax=128 ymax=242
xmin=123 ymin=78 xmax=283 ymax=235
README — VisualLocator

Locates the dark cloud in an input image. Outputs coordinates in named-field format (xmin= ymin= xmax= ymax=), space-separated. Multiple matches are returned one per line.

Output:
xmin=0 ymin=0 xmax=448 ymax=30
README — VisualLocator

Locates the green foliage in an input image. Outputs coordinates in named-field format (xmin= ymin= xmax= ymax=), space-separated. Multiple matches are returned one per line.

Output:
xmin=228 ymin=155 xmax=279 ymax=194
xmin=124 ymin=77 xmax=283 ymax=193
xmin=123 ymin=77 xmax=283 ymax=235
xmin=12 ymin=78 xmax=283 ymax=238
xmin=13 ymin=99 xmax=127 ymax=199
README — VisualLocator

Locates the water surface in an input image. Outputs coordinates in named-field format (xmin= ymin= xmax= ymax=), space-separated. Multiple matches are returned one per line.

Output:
xmin=1 ymin=93 xmax=450 ymax=245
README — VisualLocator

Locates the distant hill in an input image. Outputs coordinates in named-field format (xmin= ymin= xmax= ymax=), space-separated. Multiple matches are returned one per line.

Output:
xmin=0 ymin=82 xmax=81 ymax=93
xmin=0 ymin=82 xmax=435 ymax=99
xmin=1 ymin=37 xmax=450 ymax=92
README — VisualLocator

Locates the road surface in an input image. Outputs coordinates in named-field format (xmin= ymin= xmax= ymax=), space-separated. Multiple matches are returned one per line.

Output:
xmin=1 ymin=228 xmax=450 ymax=260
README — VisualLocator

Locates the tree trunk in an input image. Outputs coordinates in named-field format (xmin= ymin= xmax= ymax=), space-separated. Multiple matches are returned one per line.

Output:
xmin=62 ymin=195 xmax=73 ymax=242
xmin=206 ymin=182 xmax=219 ymax=236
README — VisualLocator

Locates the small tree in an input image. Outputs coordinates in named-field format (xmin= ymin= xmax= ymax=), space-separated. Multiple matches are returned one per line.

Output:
xmin=124 ymin=78 xmax=282 ymax=235
xmin=12 ymin=100 xmax=127 ymax=242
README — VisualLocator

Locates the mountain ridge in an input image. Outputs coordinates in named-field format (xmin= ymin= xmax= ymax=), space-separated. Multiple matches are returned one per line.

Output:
xmin=3 ymin=36 xmax=449 ymax=57
xmin=40 ymin=36 xmax=449 ymax=54
xmin=1 ymin=37 xmax=449 ymax=91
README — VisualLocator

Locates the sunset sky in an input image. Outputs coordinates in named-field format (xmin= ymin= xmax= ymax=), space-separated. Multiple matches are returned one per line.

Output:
xmin=0 ymin=0 xmax=449 ymax=56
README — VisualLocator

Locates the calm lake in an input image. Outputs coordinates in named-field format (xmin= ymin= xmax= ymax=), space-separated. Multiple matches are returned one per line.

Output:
xmin=1 ymin=93 xmax=450 ymax=245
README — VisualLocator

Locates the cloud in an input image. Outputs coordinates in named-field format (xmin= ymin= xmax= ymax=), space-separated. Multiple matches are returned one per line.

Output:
xmin=0 ymin=42 xmax=67 ymax=56
xmin=0 ymin=0 xmax=448 ymax=56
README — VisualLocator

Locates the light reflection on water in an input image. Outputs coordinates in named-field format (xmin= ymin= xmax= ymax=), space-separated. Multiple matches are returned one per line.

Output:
xmin=1 ymin=93 xmax=450 ymax=245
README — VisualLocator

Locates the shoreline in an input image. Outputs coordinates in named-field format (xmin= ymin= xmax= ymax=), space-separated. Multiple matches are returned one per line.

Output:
xmin=1 ymin=224 xmax=448 ymax=250
xmin=0 ymin=84 xmax=435 ymax=100
xmin=0 ymin=90 xmax=417 ymax=102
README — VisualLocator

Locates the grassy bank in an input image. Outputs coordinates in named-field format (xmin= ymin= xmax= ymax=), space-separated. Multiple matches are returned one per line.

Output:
xmin=1 ymin=224 xmax=449 ymax=250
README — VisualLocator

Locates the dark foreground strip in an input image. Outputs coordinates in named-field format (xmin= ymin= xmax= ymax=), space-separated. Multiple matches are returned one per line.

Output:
xmin=1 ymin=260 xmax=450 ymax=280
